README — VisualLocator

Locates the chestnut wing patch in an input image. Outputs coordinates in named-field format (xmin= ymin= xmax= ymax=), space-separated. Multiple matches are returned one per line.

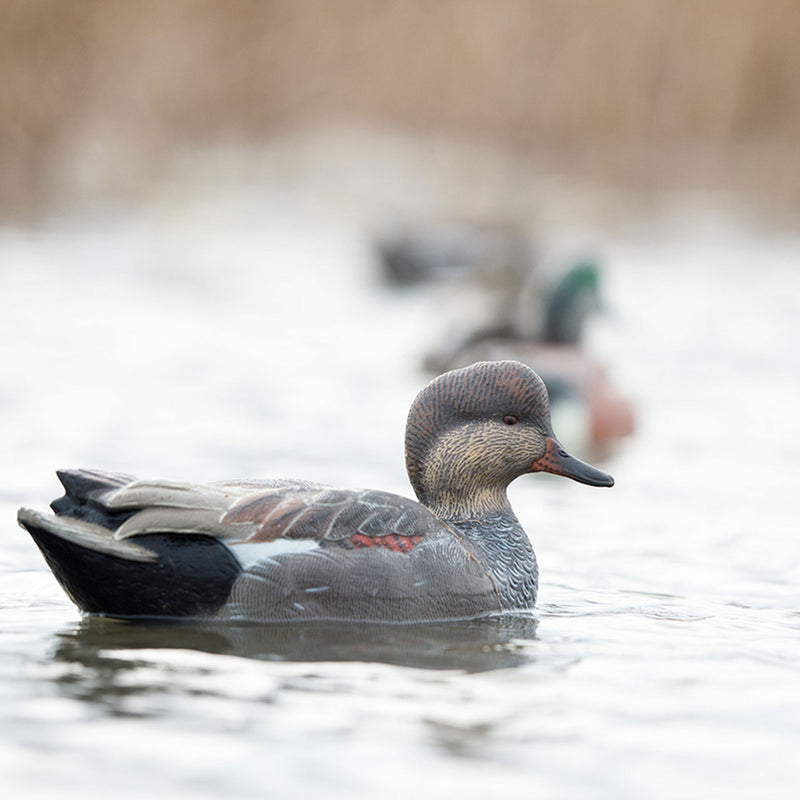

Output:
xmin=222 ymin=487 xmax=442 ymax=547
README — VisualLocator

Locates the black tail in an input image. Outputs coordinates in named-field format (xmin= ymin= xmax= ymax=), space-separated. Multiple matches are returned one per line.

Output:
xmin=50 ymin=468 xmax=137 ymax=529
xmin=19 ymin=507 xmax=242 ymax=620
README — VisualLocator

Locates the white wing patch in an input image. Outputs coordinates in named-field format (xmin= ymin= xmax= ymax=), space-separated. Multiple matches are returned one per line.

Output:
xmin=230 ymin=539 xmax=320 ymax=569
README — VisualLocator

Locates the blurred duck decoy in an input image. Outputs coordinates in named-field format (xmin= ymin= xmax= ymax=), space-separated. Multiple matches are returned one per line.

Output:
xmin=426 ymin=261 xmax=635 ymax=456
xmin=18 ymin=361 xmax=613 ymax=624
xmin=541 ymin=260 xmax=601 ymax=345
xmin=376 ymin=221 xmax=532 ymax=288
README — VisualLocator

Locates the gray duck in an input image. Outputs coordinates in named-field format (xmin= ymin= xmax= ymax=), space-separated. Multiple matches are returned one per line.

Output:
xmin=17 ymin=360 xmax=613 ymax=623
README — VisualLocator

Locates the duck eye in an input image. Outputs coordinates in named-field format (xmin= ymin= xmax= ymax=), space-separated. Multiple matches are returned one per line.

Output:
xmin=503 ymin=415 xmax=518 ymax=426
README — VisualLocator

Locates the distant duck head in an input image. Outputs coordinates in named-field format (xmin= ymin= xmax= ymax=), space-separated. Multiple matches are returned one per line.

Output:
xmin=405 ymin=360 xmax=613 ymax=519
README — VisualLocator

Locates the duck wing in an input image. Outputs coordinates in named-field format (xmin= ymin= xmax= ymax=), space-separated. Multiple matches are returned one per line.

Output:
xmin=48 ymin=468 xmax=448 ymax=551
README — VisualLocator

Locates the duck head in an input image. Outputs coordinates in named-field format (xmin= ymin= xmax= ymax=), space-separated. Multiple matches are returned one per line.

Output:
xmin=406 ymin=360 xmax=613 ymax=519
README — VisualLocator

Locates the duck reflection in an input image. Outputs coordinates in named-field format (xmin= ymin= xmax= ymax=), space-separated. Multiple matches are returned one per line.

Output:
xmin=51 ymin=615 xmax=540 ymax=681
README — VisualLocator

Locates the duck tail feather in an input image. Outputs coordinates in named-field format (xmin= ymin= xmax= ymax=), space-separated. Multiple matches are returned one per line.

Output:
xmin=18 ymin=508 xmax=242 ymax=619
xmin=56 ymin=468 xmax=136 ymax=500
xmin=51 ymin=468 xmax=139 ymax=528
xmin=18 ymin=508 xmax=158 ymax=563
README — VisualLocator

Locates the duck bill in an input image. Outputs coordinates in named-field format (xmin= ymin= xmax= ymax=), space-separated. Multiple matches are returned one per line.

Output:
xmin=531 ymin=437 xmax=615 ymax=487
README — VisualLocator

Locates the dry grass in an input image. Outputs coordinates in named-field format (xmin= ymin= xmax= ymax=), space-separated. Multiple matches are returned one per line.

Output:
xmin=2 ymin=0 xmax=800 ymax=212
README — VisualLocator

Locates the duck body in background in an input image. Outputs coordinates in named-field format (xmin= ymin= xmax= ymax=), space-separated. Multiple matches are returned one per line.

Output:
xmin=18 ymin=361 xmax=613 ymax=624
xmin=425 ymin=259 xmax=635 ymax=456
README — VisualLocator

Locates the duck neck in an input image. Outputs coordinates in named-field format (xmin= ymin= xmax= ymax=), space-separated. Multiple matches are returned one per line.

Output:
xmin=445 ymin=508 xmax=538 ymax=612
xmin=409 ymin=425 xmax=518 ymax=521
xmin=423 ymin=485 xmax=512 ymax=523
xmin=408 ymin=427 xmax=538 ymax=610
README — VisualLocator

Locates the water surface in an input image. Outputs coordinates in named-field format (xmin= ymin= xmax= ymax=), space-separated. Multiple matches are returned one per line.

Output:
xmin=1 ymin=160 xmax=798 ymax=799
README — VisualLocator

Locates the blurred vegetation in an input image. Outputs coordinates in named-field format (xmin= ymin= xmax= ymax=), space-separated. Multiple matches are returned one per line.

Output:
xmin=2 ymin=0 xmax=800 ymax=215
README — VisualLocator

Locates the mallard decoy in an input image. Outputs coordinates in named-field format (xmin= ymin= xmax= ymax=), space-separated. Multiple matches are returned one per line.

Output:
xmin=18 ymin=361 xmax=613 ymax=623
xmin=425 ymin=262 xmax=634 ymax=455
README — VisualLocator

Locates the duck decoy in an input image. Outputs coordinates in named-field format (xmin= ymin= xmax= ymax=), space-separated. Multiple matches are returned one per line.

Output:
xmin=541 ymin=259 xmax=601 ymax=345
xmin=376 ymin=221 xmax=532 ymax=288
xmin=17 ymin=361 xmax=613 ymax=624
xmin=425 ymin=261 xmax=634 ymax=456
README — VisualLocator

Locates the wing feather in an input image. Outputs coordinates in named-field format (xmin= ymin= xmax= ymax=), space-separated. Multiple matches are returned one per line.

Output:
xmin=105 ymin=479 xmax=445 ymax=546
xmin=106 ymin=480 xmax=247 ymax=511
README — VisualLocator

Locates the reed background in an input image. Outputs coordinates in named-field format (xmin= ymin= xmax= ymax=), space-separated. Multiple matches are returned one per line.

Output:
xmin=3 ymin=0 xmax=800 ymax=216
